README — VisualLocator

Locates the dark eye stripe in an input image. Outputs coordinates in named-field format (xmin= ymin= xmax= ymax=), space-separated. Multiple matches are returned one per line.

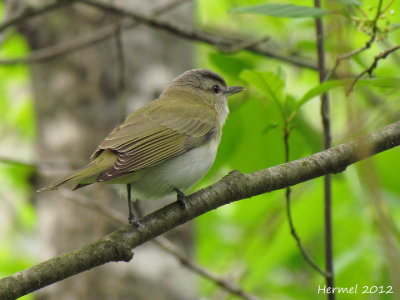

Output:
xmin=212 ymin=85 xmax=220 ymax=93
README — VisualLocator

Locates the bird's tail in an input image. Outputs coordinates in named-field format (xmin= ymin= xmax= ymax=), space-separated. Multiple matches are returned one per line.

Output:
xmin=37 ymin=149 xmax=116 ymax=192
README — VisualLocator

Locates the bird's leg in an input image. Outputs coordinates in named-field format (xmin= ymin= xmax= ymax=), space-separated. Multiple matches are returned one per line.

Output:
xmin=174 ymin=187 xmax=188 ymax=210
xmin=127 ymin=184 xmax=142 ymax=227
xmin=127 ymin=184 xmax=134 ymax=222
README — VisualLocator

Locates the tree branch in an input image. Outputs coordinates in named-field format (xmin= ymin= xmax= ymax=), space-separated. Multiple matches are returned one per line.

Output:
xmin=1 ymin=121 xmax=400 ymax=299
xmin=347 ymin=44 xmax=400 ymax=94
xmin=0 ymin=0 xmax=315 ymax=70
xmin=314 ymin=1 xmax=334 ymax=298
xmin=325 ymin=0 xmax=384 ymax=81
xmin=154 ymin=238 xmax=259 ymax=300
xmin=109 ymin=0 xmax=127 ymax=121
xmin=0 ymin=0 xmax=188 ymax=65
xmin=61 ymin=190 xmax=260 ymax=300
xmin=75 ymin=0 xmax=316 ymax=70
xmin=0 ymin=0 xmax=74 ymax=33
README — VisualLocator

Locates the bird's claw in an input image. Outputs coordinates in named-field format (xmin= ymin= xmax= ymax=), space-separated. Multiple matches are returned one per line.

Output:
xmin=128 ymin=215 xmax=143 ymax=229
xmin=174 ymin=187 xmax=188 ymax=210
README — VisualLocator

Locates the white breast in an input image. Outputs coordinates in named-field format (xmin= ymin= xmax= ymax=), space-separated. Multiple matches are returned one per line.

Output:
xmin=127 ymin=137 xmax=220 ymax=200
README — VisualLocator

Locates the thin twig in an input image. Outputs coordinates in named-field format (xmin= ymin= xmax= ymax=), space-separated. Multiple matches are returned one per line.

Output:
xmin=60 ymin=189 xmax=259 ymax=300
xmin=0 ymin=2 xmax=25 ymax=47
xmin=381 ymin=40 xmax=400 ymax=66
xmin=218 ymin=36 xmax=270 ymax=53
xmin=75 ymin=0 xmax=316 ymax=70
xmin=0 ymin=0 xmax=75 ymax=32
xmin=109 ymin=0 xmax=127 ymax=121
xmin=285 ymin=191 xmax=329 ymax=277
xmin=381 ymin=0 xmax=396 ymax=18
xmin=325 ymin=0 xmax=384 ymax=81
xmin=0 ymin=0 xmax=311 ymax=70
xmin=314 ymin=1 xmax=334 ymax=299
xmin=0 ymin=156 xmax=87 ymax=174
xmin=0 ymin=0 xmax=188 ymax=65
xmin=0 ymin=0 xmax=313 ymax=69
xmin=154 ymin=238 xmax=259 ymax=300
xmin=0 ymin=156 xmax=36 ymax=169
xmin=347 ymin=44 xmax=400 ymax=95
xmin=115 ymin=26 xmax=126 ymax=122
xmin=4 ymin=120 xmax=400 ymax=299
xmin=283 ymin=127 xmax=328 ymax=277
xmin=0 ymin=23 xmax=124 ymax=65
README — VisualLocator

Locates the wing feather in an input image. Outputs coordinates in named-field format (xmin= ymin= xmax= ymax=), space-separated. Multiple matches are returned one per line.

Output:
xmin=95 ymin=97 xmax=218 ymax=182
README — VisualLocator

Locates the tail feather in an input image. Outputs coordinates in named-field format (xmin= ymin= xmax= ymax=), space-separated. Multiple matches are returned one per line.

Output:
xmin=36 ymin=167 xmax=90 ymax=192
xmin=37 ymin=149 xmax=116 ymax=192
xmin=72 ymin=183 xmax=91 ymax=190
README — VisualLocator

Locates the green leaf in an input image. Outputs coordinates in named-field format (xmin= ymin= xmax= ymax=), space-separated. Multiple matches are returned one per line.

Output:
xmin=297 ymin=80 xmax=346 ymax=108
xmin=240 ymin=69 xmax=284 ymax=104
xmin=369 ymin=77 xmax=400 ymax=87
xmin=275 ymin=66 xmax=287 ymax=83
xmin=231 ymin=4 xmax=330 ymax=19
xmin=391 ymin=23 xmax=400 ymax=30
xmin=357 ymin=77 xmax=400 ymax=88
xmin=208 ymin=53 xmax=253 ymax=79
xmin=261 ymin=122 xmax=279 ymax=135
xmin=297 ymin=77 xmax=400 ymax=109
xmin=333 ymin=0 xmax=361 ymax=6
xmin=14 ymin=99 xmax=36 ymax=140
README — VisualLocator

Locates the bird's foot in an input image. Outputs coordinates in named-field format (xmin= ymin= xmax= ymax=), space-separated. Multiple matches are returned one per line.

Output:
xmin=128 ymin=214 xmax=144 ymax=229
xmin=174 ymin=187 xmax=188 ymax=210
xmin=128 ymin=212 xmax=143 ymax=229
xmin=126 ymin=183 xmax=143 ymax=228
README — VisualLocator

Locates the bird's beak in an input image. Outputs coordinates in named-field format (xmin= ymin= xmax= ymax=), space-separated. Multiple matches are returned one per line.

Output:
xmin=224 ymin=86 xmax=244 ymax=96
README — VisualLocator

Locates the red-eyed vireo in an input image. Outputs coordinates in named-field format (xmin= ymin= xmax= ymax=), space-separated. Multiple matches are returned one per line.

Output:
xmin=38 ymin=69 xmax=244 ymax=224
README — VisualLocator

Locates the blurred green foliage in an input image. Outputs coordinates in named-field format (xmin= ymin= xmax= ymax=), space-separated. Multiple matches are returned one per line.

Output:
xmin=195 ymin=0 xmax=400 ymax=299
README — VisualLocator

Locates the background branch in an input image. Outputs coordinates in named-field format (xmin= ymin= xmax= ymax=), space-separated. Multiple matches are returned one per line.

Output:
xmin=109 ymin=0 xmax=127 ymax=121
xmin=1 ymin=120 xmax=400 ymax=299
xmin=347 ymin=44 xmax=400 ymax=94
xmin=0 ymin=0 xmax=74 ymax=32
xmin=0 ymin=0 xmax=188 ymax=65
xmin=314 ymin=1 xmax=334 ymax=299
xmin=76 ymin=0 xmax=317 ymax=70
xmin=0 ymin=0 xmax=316 ymax=70
xmin=283 ymin=109 xmax=326 ymax=275
xmin=61 ymin=190 xmax=259 ymax=300
xmin=326 ymin=0 xmax=384 ymax=80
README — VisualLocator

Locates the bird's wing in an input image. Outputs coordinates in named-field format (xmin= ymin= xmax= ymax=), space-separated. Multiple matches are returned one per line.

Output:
xmin=94 ymin=98 xmax=217 ymax=182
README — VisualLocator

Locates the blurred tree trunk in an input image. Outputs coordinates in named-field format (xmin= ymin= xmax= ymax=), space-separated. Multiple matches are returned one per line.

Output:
xmin=12 ymin=0 xmax=195 ymax=299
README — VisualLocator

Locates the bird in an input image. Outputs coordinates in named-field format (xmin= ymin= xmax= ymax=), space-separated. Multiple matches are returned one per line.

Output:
xmin=38 ymin=69 xmax=244 ymax=224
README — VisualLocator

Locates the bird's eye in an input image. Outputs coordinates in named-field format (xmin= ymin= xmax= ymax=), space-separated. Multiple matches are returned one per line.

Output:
xmin=212 ymin=85 xmax=220 ymax=94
